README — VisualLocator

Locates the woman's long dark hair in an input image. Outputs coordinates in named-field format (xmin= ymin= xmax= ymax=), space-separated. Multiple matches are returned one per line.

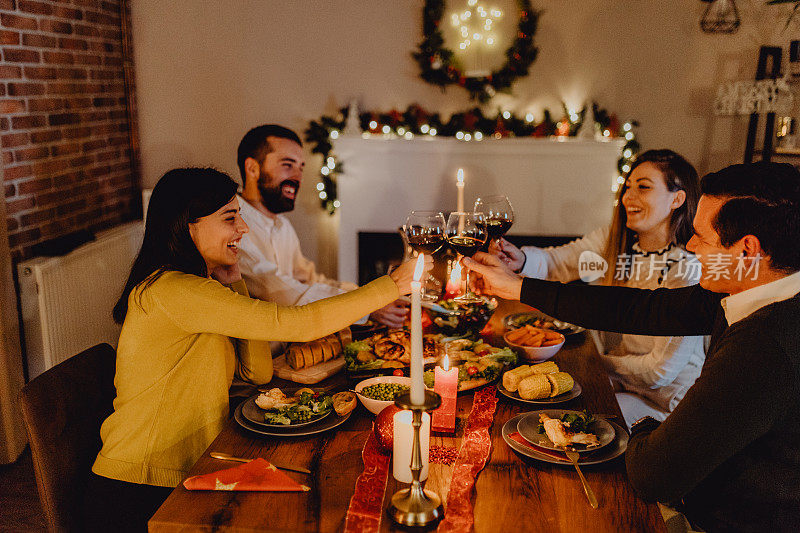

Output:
xmin=113 ymin=167 xmax=239 ymax=323
xmin=602 ymin=149 xmax=700 ymax=285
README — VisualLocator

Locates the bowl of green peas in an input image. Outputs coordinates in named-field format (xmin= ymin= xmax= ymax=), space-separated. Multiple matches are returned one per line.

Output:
xmin=354 ymin=376 xmax=413 ymax=415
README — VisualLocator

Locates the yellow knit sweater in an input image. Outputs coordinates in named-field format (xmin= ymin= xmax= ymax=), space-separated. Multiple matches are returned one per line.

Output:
xmin=92 ymin=271 xmax=397 ymax=487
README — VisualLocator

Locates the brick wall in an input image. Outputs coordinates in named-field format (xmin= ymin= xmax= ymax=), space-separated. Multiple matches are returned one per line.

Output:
xmin=0 ymin=0 xmax=138 ymax=261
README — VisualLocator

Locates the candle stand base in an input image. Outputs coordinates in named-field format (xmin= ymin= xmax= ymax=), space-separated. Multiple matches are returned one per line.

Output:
xmin=388 ymin=390 xmax=443 ymax=529
xmin=387 ymin=486 xmax=444 ymax=528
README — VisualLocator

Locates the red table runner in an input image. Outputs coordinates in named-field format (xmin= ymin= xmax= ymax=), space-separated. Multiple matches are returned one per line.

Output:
xmin=438 ymin=386 xmax=498 ymax=533
xmin=343 ymin=431 xmax=390 ymax=533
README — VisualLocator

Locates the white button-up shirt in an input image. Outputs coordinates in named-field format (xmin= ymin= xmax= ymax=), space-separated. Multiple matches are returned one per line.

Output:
xmin=721 ymin=269 xmax=800 ymax=325
xmin=237 ymin=196 xmax=357 ymax=307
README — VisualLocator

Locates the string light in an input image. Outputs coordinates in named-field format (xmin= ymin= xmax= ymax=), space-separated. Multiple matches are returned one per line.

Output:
xmin=623 ymin=149 xmax=633 ymax=158
xmin=451 ymin=1 xmax=502 ymax=50
xmin=320 ymin=166 xmax=330 ymax=176
xmin=622 ymin=163 xmax=631 ymax=173
xmin=502 ymin=110 xmax=511 ymax=119
xmin=326 ymin=156 xmax=335 ymax=168
xmin=623 ymin=122 xmax=632 ymax=132
xmin=382 ymin=125 xmax=390 ymax=133
xmin=525 ymin=113 xmax=534 ymax=122
xmin=329 ymin=129 xmax=339 ymax=139
xmin=625 ymin=131 xmax=634 ymax=140
xmin=420 ymin=124 xmax=430 ymax=133
xmin=616 ymin=175 xmax=625 ymax=184
xmin=316 ymin=183 xmax=324 ymax=191
xmin=319 ymin=191 xmax=327 ymax=200
xmin=397 ymin=127 xmax=406 ymax=135
xmin=404 ymin=131 xmax=413 ymax=139
xmin=456 ymin=131 xmax=465 ymax=139
xmin=429 ymin=128 xmax=438 ymax=136
xmin=369 ymin=120 xmax=378 ymax=129
xmin=333 ymin=200 xmax=341 ymax=208
xmin=464 ymin=133 xmax=472 ymax=141
xmin=475 ymin=131 xmax=483 ymax=140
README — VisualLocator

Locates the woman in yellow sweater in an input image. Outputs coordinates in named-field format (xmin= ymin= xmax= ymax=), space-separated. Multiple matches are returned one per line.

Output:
xmin=83 ymin=167 xmax=431 ymax=531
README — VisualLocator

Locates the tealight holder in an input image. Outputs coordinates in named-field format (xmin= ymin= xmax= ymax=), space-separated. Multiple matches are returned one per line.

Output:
xmin=387 ymin=390 xmax=444 ymax=528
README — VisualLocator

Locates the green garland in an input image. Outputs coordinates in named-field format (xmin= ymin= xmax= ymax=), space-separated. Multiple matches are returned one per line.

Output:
xmin=305 ymin=103 xmax=640 ymax=214
xmin=413 ymin=0 xmax=539 ymax=102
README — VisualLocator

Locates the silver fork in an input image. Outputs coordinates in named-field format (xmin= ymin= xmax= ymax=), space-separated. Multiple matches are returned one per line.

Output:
xmin=563 ymin=447 xmax=598 ymax=509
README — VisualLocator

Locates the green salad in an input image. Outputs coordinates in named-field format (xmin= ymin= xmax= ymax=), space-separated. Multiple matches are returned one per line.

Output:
xmin=263 ymin=391 xmax=333 ymax=425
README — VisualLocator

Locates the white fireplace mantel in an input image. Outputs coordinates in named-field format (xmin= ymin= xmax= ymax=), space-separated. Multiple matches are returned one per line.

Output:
xmin=333 ymin=135 xmax=625 ymax=283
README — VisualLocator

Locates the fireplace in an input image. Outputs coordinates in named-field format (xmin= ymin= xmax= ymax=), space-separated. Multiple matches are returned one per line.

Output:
xmin=335 ymin=135 xmax=624 ymax=283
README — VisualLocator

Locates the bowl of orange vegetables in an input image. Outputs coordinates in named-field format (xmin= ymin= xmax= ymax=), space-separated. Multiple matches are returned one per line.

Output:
xmin=503 ymin=324 xmax=565 ymax=363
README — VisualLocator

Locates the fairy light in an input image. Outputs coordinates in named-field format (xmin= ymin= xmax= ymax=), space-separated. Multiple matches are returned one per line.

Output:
xmin=326 ymin=156 xmax=335 ymax=168
xmin=612 ymin=183 xmax=620 ymax=193
xmin=404 ymin=131 xmax=413 ymax=139
xmin=525 ymin=112 xmax=534 ymax=122
xmin=330 ymin=129 xmax=339 ymax=139
xmin=464 ymin=133 xmax=472 ymax=141
xmin=316 ymin=183 xmax=324 ymax=191
xmin=333 ymin=200 xmax=341 ymax=208
xmin=319 ymin=191 xmax=327 ymax=200
xmin=623 ymin=149 xmax=633 ymax=158
xmin=622 ymin=163 xmax=631 ymax=173
xmin=456 ymin=131 xmax=465 ymax=139
xmin=617 ymin=175 xmax=625 ymax=184
xmin=369 ymin=120 xmax=378 ymax=129
xmin=603 ymin=129 xmax=611 ymax=137
xmin=397 ymin=127 xmax=406 ymax=135
xmin=420 ymin=124 xmax=430 ymax=133
xmin=451 ymin=1 xmax=502 ymax=50
xmin=429 ymin=128 xmax=438 ymax=136
xmin=625 ymin=131 xmax=634 ymax=140
xmin=502 ymin=110 xmax=511 ymax=119
xmin=382 ymin=125 xmax=390 ymax=134
xmin=475 ymin=131 xmax=483 ymax=140
xmin=623 ymin=122 xmax=632 ymax=132
xmin=320 ymin=166 xmax=330 ymax=176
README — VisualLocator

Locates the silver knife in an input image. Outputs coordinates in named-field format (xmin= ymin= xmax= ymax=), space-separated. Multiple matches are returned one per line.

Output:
xmin=210 ymin=452 xmax=311 ymax=474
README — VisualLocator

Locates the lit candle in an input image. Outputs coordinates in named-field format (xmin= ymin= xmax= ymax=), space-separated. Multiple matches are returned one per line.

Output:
xmin=392 ymin=410 xmax=430 ymax=482
xmin=410 ymin=254 xmax=425 ymax=405
xmin=432 ymin=354 xmax=458 ymax=433
xmin=456 ymin=168 xmax=465 ymax=213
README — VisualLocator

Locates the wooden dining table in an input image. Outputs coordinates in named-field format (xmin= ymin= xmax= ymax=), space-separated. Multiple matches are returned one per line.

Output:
xmin=149 ymin=301 xmax=666 ymax=532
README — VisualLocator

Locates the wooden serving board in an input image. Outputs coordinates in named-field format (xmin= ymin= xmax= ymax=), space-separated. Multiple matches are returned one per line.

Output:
xmin=272 ymin=354 xmax=345 ymax=384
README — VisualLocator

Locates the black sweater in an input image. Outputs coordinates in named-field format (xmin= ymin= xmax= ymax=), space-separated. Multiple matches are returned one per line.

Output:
xmin=520 ymin=278 xmax=800 ymax=532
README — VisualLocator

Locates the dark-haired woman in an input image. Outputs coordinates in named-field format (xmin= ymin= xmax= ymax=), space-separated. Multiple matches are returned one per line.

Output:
xmin=83 ymin=168 xmax=432 ymax=531
xmin=492 ymin=150 xmax=704 ymax=427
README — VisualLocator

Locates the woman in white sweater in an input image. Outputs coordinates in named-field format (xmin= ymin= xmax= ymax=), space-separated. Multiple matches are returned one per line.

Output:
xmin=494 ymin=150 xmax=704 ymax=426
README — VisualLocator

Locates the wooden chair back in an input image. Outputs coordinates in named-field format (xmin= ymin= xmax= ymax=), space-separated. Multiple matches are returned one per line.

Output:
xmin=20 ymin=343 xmax=116 ymax=532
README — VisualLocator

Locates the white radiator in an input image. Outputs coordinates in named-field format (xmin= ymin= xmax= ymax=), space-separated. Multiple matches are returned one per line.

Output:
xmin=17 ymin=221 xmax=144 ymax=380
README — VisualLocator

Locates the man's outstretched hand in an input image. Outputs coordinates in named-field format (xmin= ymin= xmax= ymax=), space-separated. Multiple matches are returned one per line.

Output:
xmin=461 ymin=252 xmax=524 ymax=301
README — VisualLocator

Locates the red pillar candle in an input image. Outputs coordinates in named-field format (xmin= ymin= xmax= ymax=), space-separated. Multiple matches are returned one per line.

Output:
xmin=432 ymin=355 xmax=458 ymax=433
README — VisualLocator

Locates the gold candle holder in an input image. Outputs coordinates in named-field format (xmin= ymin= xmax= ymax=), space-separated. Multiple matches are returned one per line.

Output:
xmin=387 ymin=390 xmax=444 ymax=528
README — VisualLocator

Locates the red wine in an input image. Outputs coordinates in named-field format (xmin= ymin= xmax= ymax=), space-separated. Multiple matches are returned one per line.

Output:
xmin=448 ymin=236 xmax=485 ymax=256
xmin=408 ymin=235 xmax=444 ymax=255
xmin=482 ymin=218 xmax=513 ymax=240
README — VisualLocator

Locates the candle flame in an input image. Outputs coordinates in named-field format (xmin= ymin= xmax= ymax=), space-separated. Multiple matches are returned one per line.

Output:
xmin=443 ymin=354 xmax=450 ymax=371
xmin=456 ymin=168 xmax=464 ymax=184
xmin=413 ymin=253 xmax=425 ymax=281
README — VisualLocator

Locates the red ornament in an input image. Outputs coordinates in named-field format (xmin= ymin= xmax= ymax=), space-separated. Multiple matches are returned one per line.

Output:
xmin=392 ymin=368 xmax=404 ymax=377
xmin=374 ymin=404 xmax=402 ymax=453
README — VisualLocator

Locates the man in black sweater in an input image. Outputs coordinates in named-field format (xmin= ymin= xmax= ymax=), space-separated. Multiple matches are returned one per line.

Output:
xmin=463 ymin=162 xmax=800 ymax=532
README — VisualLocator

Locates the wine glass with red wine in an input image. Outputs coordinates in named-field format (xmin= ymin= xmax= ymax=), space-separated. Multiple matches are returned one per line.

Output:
xmin=445 ymin=211 xmax=487 ymax=303
xmin=404 ymin=210 xmax=445 ymax=300
xmin=474 ymin=195 xmax=514 ymax=247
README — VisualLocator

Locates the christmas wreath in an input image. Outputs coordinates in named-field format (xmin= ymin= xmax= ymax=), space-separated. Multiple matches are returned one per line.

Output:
xmin=413 ymin=0 xmax=539 ymax=102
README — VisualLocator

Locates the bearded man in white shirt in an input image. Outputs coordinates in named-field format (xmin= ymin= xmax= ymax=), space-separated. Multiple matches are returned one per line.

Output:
xmin=235 ymin=124 xmax=408 ymax=336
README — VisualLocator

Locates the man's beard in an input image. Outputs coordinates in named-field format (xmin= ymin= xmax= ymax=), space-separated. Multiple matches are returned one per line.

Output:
xmin=258 ymin=176 xmax=299 ymax=214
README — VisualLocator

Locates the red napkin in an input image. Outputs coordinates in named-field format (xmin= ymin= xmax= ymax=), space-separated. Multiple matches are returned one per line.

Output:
xmin=183 ymin=458 xmax=310 ymax=492
xmin=508 ymin=432 xmax=569 ymax=463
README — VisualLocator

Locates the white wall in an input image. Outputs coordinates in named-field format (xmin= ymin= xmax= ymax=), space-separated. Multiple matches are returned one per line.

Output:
xmin=130 ymin=0 xmax=800 ymax=275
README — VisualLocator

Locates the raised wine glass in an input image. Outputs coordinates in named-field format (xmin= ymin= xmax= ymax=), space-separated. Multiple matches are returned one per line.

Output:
xmin=473 ymin=195 xmax=514 ymax=247
xmin=404 ymin=210 xmax=446 ymax=300
xmin=445 ymin=211 xmax=487 ymax=303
